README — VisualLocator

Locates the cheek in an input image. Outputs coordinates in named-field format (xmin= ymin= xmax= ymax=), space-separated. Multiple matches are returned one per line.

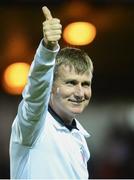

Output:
xmin=54 ymin=86 xmax=72 ymax=99
xmin=85 ymin=88 xmax=92 ymax=99
xmin=59 ymin=87 xmax=73 ymax=98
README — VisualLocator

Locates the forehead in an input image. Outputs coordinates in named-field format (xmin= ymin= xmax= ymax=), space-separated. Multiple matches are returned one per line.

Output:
xmin=56 ymin=65 xmax=92 ymax=81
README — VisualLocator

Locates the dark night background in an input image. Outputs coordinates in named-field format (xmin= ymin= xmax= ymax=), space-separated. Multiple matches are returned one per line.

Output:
xmin=0 ymin=0 xmax=134 ymax=178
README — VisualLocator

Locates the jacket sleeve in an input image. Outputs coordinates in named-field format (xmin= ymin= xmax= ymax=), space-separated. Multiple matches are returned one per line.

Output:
xmin=11 ymin=40 xmax=60 ymax=146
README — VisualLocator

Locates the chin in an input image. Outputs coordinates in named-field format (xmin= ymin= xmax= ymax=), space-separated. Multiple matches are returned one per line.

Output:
xmin=70 ymin=108 xmax=84 ymax=115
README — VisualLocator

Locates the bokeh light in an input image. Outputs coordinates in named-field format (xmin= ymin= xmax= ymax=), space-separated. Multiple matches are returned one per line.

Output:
xmin=63 ymin=22 xmax=96 ymax=45
xmin=3 ymin=62 xmax=30 ymax=95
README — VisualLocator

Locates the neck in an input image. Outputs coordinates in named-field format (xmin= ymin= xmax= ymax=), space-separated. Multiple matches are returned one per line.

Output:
xmin=49 ymin=101 xmax=74 ymax=125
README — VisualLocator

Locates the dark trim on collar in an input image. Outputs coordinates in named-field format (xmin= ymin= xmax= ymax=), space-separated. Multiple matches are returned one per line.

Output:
xmin=48 ymin=105 xmax=78 ymax=131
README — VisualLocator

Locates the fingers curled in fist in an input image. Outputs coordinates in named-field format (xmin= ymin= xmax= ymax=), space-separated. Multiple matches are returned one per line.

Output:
xmin=43 ymin=18 xmax=62 ymax=42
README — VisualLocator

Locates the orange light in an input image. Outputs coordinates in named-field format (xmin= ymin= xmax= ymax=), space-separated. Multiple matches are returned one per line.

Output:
xmin=3 ymin=62 xmax=30 ymax=95
xmin=63 ymin=22 xmax=96 ymax=45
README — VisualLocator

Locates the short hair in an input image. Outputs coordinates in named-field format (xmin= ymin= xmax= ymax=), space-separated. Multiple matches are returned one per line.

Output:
xmin=54 ymin=47 xmax=93 ymax=80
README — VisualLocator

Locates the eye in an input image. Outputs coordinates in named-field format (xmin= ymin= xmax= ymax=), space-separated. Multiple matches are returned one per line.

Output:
xmin=66 ymin=80 xmax=77 ymax=86
xmin=82 ymin=82 xmax=91 ymax=87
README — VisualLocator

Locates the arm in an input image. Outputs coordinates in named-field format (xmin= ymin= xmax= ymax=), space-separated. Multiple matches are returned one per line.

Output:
xmin=11 ymin=7 xmax=62 ymax=146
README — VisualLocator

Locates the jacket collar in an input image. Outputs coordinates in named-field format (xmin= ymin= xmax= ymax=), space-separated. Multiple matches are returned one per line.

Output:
xmin=48 ymin=106 xmax=90 ymax=138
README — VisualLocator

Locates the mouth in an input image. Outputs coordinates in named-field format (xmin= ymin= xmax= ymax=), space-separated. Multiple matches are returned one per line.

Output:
xmin=68 ymin=99 xmax=84 ymax=104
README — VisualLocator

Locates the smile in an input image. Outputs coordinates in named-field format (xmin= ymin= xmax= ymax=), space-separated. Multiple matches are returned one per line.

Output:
xmin=68 ymin=99 xmax=84 ymax=103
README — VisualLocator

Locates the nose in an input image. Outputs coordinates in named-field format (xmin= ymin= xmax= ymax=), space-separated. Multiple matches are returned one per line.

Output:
xmin=74 ymin=85 xmax=84 ymax=100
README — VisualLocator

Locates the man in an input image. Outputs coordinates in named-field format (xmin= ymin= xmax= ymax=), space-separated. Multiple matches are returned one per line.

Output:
xmin=10 ymin=6 xmax=93 ymax=179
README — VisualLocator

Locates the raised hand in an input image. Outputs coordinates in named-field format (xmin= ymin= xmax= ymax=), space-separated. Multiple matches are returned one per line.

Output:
xmin=42 ymin=6 xmax=62 ymax=49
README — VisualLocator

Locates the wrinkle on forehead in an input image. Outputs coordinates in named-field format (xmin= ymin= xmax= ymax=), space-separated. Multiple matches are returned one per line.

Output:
xmin=55 ymin=64 xmax=92 ymax=84
xmin=58 ymin=64 xmax=92 ymax=76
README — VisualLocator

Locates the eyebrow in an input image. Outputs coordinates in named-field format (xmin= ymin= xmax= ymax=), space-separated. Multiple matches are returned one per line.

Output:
xmin=65 ymin=79 xmax=78 ymax=84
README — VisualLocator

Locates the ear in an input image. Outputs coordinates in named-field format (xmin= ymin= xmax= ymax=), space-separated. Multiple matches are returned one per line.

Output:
xmin=51 ymin=83 xmax=56 ymax=94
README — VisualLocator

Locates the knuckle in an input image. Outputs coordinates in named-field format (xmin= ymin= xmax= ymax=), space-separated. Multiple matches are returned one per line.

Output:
xmin=54 ymin=18 xmax=60 ymax=22
xmin=45 ymin=31 xmax=50 ymax=35
xmin=58 ymin=35 xmax=61 ymax=39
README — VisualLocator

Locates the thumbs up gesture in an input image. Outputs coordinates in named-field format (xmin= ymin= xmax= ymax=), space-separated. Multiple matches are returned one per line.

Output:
xmin=42 ymin=6 xmax=62 ymax=49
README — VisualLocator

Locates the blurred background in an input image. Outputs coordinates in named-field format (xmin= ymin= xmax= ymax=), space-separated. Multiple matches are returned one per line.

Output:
xmin=0 ymin=0 xmax=134 ymax=178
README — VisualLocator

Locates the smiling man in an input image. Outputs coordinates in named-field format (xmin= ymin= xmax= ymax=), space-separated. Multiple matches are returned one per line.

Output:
xmin=50 ymin=47 xmax=93 ymax=124
xmin=10 ymin=6 xmax=93 ymax=179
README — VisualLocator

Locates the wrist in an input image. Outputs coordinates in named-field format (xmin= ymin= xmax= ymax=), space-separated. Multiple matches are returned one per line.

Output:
xmin=43 ymin=39 xmax=58 ymax=51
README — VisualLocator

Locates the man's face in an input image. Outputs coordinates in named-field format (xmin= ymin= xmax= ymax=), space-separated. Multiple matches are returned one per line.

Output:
xmin=50 ymin=65 xmax=92 ymax=123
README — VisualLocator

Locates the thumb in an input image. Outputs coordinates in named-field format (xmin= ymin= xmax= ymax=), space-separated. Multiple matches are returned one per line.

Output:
xmin=42 ymin=6 xmax=53 ymax=20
